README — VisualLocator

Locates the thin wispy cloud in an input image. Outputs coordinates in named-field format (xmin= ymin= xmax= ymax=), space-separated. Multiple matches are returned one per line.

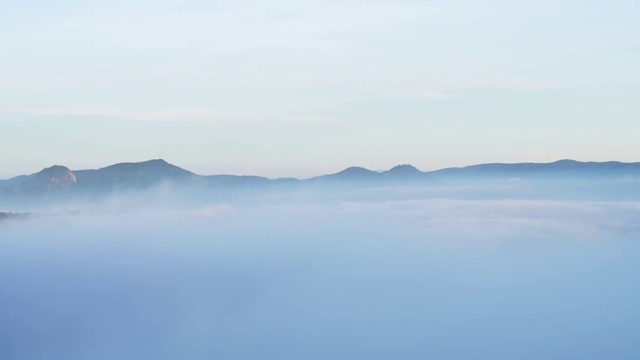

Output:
xmin=2 ymin=106 xmax=340 ymax=124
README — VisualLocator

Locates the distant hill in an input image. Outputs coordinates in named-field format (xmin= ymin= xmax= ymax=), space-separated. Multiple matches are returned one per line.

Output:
xmin=7 ymin=165 xmax=77 ymax=195
xmin=310 ymin=167 xmax=383 ymax=183
xmin=0 ymin=174 xmax=36 ymax=187
xmin=384 ymin=164 xmax=432 ymax=181
xmin=384 ymin=164 xmax=422 ymax=176
xmin=428 ymin=160 xmax=640 ymax=179
xmin=310 ymin=164 xmax=433 ymax=184
xmin=2 ymin=159 xmax=640 ymax=200
xmin=74 ymin=159 xmax=195 ymax=192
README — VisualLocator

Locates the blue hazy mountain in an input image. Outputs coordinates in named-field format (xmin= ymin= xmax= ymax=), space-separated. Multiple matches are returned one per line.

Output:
xmin=17 ymin=165 xmax=77 ymax=193
xmin=73 ymin=159 xmax=195 ymax=192
xmin=309 ymin=164 xmax=434 ymax=185
xmin=3 ymin=159 xmax=640 ymax=200
xmin=384 ymin=164 xmax=422 ymax=176
xmin=0 ymin=174 xmax=36 ymax=187
xmin=383 ymin=164 xmax=434 ymax=181
xmin=309 ymin=166 xmax=383 ymax=184
xmin=429 ymin=159 xmax=640 ymax=179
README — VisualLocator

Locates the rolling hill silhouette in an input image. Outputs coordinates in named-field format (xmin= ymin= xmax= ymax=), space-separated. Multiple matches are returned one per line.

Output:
xmin=2 ymin=159 xmax=640 ymax=199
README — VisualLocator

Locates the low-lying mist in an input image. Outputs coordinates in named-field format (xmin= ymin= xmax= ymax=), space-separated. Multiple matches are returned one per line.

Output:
xmin=2 ymin=185 xmax=640 ymax=359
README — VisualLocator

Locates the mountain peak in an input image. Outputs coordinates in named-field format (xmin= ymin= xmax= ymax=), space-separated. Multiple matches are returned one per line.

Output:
xmin=97 ymin=159 xmax=191 ymax=173
xmin=332 ymin=167 xmax=381 ymax=179
xmin=552 ymin=159 xmax=579 ymax=164
xmin=40 ymin=165 xmax=72 ymax=173
xmin=23 ymin=165 xmax=77 ymax=192
xmin=110 ymin=159 xmax=170 ymax=167
xmin=144 ymin=159 xmax=169 ymax=165
xmin=310 ymin=166 xmax=381 ymax=182
xmin=69 ymin=159 xmax=195 ymax=191
xmin=385 ymin=164 xmax=421 ymax=174
xmin=337 ymin=166 xmax=376 ymax=175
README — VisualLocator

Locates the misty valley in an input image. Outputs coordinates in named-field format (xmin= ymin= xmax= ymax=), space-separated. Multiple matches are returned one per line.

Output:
xmin=3 ymin=0 xmax=637 ymax=358
xmin=1 ymin=160 xmax=640 ymax=359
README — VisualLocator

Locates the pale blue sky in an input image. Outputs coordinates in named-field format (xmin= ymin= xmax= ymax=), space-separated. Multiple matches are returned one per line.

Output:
xmin=1 ymin=0 xmax=638 ymax=178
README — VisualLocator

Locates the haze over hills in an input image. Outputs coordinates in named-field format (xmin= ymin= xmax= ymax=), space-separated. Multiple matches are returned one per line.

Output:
xmin=2 ymin=159 xmax=640 ymax=200
xmin=429 ymin=159 xmax=640 ymax=179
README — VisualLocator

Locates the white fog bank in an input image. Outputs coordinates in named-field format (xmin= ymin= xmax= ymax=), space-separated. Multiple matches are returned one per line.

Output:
xmin=1 ymin=198 xmax=640 ymax=359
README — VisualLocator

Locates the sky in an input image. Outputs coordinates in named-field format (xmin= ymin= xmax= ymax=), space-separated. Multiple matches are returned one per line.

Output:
xmin=1 ymin=0 xmax=639 ymax=179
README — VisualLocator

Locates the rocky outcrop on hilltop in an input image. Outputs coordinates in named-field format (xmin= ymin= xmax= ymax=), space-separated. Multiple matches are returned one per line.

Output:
xmin=17 ymin=165 xmax=77 ymax=193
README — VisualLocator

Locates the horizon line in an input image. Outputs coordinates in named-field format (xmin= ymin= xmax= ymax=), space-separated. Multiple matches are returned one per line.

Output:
xmin=3 ymin=158 xmax=640 ymax=181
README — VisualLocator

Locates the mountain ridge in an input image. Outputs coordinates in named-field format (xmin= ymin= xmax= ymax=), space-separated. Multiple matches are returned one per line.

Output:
xmin=3 ymin=159 xmax=640 ymax=197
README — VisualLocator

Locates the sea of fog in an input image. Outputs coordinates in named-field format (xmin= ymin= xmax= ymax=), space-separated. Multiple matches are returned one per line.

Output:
xmin=1 ymin=197 xmax=640 ymax=359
